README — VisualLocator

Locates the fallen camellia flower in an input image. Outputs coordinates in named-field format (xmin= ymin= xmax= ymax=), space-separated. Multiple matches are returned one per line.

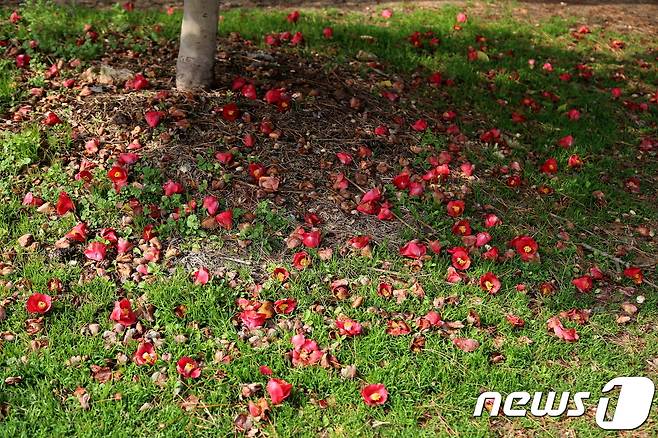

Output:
xmin=134 ymin=342 xmax=157 ymax=366
xmin=453 ymin=338 xmax=480 ymax=352
xmin=56 ymin=191 xmax=75 ymax=216
xmin=479 ymin=272 xmax=501 ymax=295
xmin=336 ymin=317 xmax=363 ymax=336
xmin=547 ymin=316 xmax=579 ymax=342
xmin=399 ymin=240 xmax=426 ymax=259
xmin=272 ymin=267 xmax=290 ymax=283
xmin=448 ymin=246 xmax=471 ymax=270
xmin=84 ymin=241 xmax=107 ymax=261
xmin=292 ymin=251 xmax=310 ymax=270
xmin=163 ymin=180 xmax=183 ymax=196
xmin=239 ymin=310 xmax=267 ymax=329
xmin=65 ymin=223 xmax=88 ymax=243
xmin=177 ymin=357 xmax=201 ymax=379
xmin=447 ymin=200 xmax=465 ymax=217
xmin=291 ymin=334 xmax=323 ymax=366
xmin=192 ymin=267 xmax=210 ymax=285
xmin=144 ymin=110 xmax=164 ymax=128
xmin=43 ymin=111 xmax=61 ymax=126
xmin=267 ymin=378 xmax=292 ymax=405
xmin=572 ymin=275 xmax=593 ymax=293
xmin=510 ymin=235 xmax=539 ymax=262
xmin=26 ymin=293 xmax=52 ymax=314
xmin=110 ymin=298 xmax=137 ymax=326
xmin=361 ymin=383 xmax=388 ymax=406
xmin=386 ymin=320 xmax=411 ymax=336
xmin=506 ymin=314 xmax=525 ymax=327
xmin=215 ymin=210 xmax=233 ymax=230
xmin=623 ymin=267 xmax=643 ymax=284
xmin=274 ymin=298 xmax=296 ymax=315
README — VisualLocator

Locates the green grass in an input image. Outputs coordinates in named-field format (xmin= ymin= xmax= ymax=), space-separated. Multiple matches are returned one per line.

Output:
xmin=0 ymin=1 xmax=657 ymax=436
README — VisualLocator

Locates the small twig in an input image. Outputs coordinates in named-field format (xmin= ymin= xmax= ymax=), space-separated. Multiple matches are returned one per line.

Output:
xmin=217 ymin=256 xmax=252 ymax=266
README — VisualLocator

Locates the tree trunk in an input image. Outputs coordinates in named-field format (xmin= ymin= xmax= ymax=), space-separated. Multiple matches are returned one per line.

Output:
xmin=176 ymin=0 xmax=220 ymax=90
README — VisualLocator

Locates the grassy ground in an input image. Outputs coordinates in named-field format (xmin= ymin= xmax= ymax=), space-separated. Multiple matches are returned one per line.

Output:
xmin=1 ymin=1 xmax=657 ymax=436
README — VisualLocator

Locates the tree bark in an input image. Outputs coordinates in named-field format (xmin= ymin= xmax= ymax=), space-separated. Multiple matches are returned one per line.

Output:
xmin=176 ymin=0 xmax=220 ymax=90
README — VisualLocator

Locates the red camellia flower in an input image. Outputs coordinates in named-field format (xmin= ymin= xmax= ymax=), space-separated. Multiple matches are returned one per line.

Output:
xmin=386 ymin=320 xmax=411 ymax=336
xmin=348 ymin=235 xmax=370 ymax=249
xmin=84 ymin=241 xmax=107 ymax=261
xmin=361 ymin=384 xmax=388 ymax=406
xmin=10 ymin=10 xmax=21 ymax=23
xmin=336 ymin=152 xmax=353 ymax=165
xmin=287 ymin=10 xmax=300 ymax=23
xmin=221 ymin=102 xmax=240 ymax=121
xmin=290 ymin=31 xmax=304 ymax=46
xmin=56 ymin=191 xmax=75 ymax=216
xmin=511 ymin=235 xmax=539 ymax=261
xmin=623 ymin=267 xmax=643 ymax=284
xmin=272 ymin=267 xmax=290 ymax=282
xmin=177 ymin=357 xmax=201 ymax=379
xmin=567 ymin=109 xmax=581 ymax=120
xmin=558 ymin=135 xmax=574 ymax=148
xmin=547 ymin=316 xmax=579 ymax=342
xmin=134 ymin=342 xmax=157 ymax=366
xmin=108 ymin=166 xmax=128 ymax=192
xmin=572 ymin=275 xmax=593 ymax=292
xmin=192 ymin=267 xmax=210 ymax=285
xmin=449 ymin=246 xmax=471 ymax=270
xmin=399 ymin=240 xmax=426 ymax=259
xmin=110 ymin=298 xmax=137 ymax=326
xmin=240 ymin=310 xmax=267 ymax=328
xmin=126 ymin=73 xmax=149 ymax=91
xmin=356 ymin=188 xmax=382 ymax=215
xmin=482 ymin=247 xmax=499 ymax=261
xmin=292 ymin=251 xmax=311 ymax=269
xmin=241 ymin=83 xmax=257 ymax=100
xmin=374 ymin=125 xmax=389 ymax=136
xmin=411 ymin=119 xmax=428 ymax=131
xmin=427 ymin=240 xmax=442 ymax=254
xmin=377 ymin=282 xmax=392 ymax=298
xmin=567 ymin=155 xmax=583 ymax=168
xmin=144 ymin=110 xmax=163 ymax=128
xmin=506 ymin=314 xmax=525 ymax=327
xmin=392 ymin=172 xmax=410 ymax=190
xmin=336 ymin=317 xmax=362 ymax=336
xmin=65 ymin=222 xmax=88 ymax=243
xmin=451 ymin=219 xmax=471 ymax=236
xmin=506 ymin=175 xmax=522 ymax=188
xmin=408 ymin=181 xmax=424 ymax=196
xmin=475 ymin=232 xmax=491 ymax=247
xmin=291 ymin=334 xmax=323 ymax=366
xmin=479 ymin=272 xmax=501 ymax=295
xmin=215 ymin=151 xmax=233 ymax=164
xmin=540 ymin=158 xmax=558 ymax=174
xmin=446 ymin=200 xmax=465 ymax=217
xmin=274 ymin=298 xmax=296 ymax=315
xmin=163 ymin=180 xmax=183 ymax=196
xmin=484 ymin=213 xmax=501 ymax=228
xmin=202 ymin=195 xmax=219 ymax=215
xmin=16 ymin=53 xmax=30 ymax=68
xmin=215 ymin=210 xmax=233 ymax=230
xmin=26 ymin=293 xmax=52 ymax=314
xmin=43 ymin=111 xmax=62 ymax=126
xmin=301 ymin=229 xmax=321 ymax=248
xmin=267 ymin=378 xmax=292 ymax=405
